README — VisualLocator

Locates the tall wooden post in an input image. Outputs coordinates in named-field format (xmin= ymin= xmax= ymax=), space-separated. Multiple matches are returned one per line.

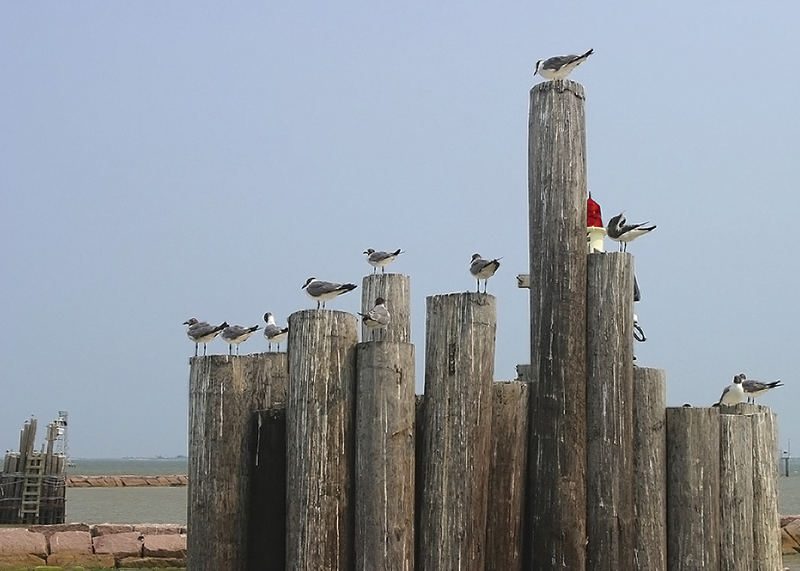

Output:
xmin=361 ymin=273 xmax=411 ymax=343
xmin=188 ymin=353 xmax=288 ymax=571
xmin=751 ymin=409 xmax=780 ymax=568
xmin=418 ymin=292 xmax=496 ymax=570
xmin=632 ymin=367 xmax=667 ymax=570
xmin=666 ymin=407 xmax=720 ymax=570
xmin=526 ymin=79 xmax=588 ymax=569
xmin=586 ymin=253 xmax=634 ymax=570
xmin=719 ymin=413 xmax=754 ymax=570
xmin=286 ymin=310 xmax=358 ymax=570
xmin=486 ymin=381 xmax=529 ymax=571
xmin=355 ymin=341 xmax=415 ymax=571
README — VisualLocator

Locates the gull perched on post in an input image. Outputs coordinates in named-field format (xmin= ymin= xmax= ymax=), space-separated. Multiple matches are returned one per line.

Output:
xmin=741 ymin=374 xmax=783 ymax=404
xmin=359 ymin=297 xmax=391 ymax=340
xmin=470 ymin=253 xmax=501 ymax=294
xmin=534 ymin=49 xmax=594 ymax=80
xmin=301 ymin=277 xmax=358 ymax=309
xmin=263 ymin=312 xmax=289 ymax=351
xmin=363 ymin=248 xmax=402 ymax=274
xmin=183 ymin=318 xmax=229 ymax=356
xmin=717 ymin=373 xmax=747 ymax=406
xmin=221 ymin=324 xmax=261 ymax=355
xmin=606 ymin=212 xmax=656 ymax=252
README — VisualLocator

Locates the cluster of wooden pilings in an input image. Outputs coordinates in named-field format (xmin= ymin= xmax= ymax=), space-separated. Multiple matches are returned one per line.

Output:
xmin=0 ymin=418 xmax=67 ymax=524
xmin=187 ymin=79 xmax=782 ymax=570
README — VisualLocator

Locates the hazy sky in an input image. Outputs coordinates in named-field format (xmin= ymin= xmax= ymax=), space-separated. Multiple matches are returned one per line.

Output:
xmin=2 ymin=2 xmax=798 ymax=458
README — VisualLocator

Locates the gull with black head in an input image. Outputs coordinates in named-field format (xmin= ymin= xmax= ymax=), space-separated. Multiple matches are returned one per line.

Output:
xmin=534 ymin=49 xmax=594 ymax=80
xmin=183 ymin=318 xmax=229 ymax=356
xmin=363 ymin=248 xmax=403 ymax=274
xmin=470 ymin=253 xmax=501 ymax=294
xmin=359 ymin=297 xmax=391 ymax=340
xmin=606 ymin=212 xmax=656 ymax=252
xmin=221 ymin=324 xmax=261 ymax=355
xmin=302 ymin=277 xmax=358 ymax=309
xmin=263 ymin=312 xmax=289 ymax=352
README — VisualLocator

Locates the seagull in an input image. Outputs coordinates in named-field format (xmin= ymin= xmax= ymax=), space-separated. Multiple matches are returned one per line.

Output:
xmin=534 ymin=49 xmax=594 ymax=80
xmin=741 ymin=374 xmax=783 ymax=404
xmin=363 ymin=248 xmax=403 ymax=274
xmin=606 ymin=212 xmax=656 ymax=252
xmin=263 ymin=312 xmax=289 ymax=351
xmin=717 ymin=373 xmax=747 ymax=406
xmin=359 ymin=297 xmax=391 ymax=340
xmin=183 ymin=318 xmax=229 ymax=356
xmin=470 ymin=253 xmax=501 ymax=293
xmin=301 ymin=277 xmax=358 ymax=309
xmin=220 ymin=324 xmax=260 ymax=355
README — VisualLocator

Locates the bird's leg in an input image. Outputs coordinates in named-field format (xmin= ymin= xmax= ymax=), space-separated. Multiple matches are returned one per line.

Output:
xmin=194 ymin=344 xmax=198 ymax=357
xmin=203 ymin=344 xmax=207 ymax=356
xmin=381 ymin=267 xmax=385 ymax=274
xmin=476 ymin=280 xmax=480 ymax=293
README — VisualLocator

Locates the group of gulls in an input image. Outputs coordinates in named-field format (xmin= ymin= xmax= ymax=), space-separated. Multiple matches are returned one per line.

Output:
xmin=717 ymin=373 xmax=784 ymax=406
xmin=184 ymin=249 xmax=503 ymax=355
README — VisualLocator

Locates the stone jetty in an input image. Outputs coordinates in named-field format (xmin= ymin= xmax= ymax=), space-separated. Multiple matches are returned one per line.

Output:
xmin=66 ymin=474 xmax=188 ymax=487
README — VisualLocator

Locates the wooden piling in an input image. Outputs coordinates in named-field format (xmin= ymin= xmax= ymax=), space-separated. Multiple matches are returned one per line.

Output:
xmin=355 ymin=341 xmax=415 ymax=571
xmin=751 ymin=409 xmax=780 ymax=568
xmin=187 ymin=353 xmax=288 ymax=571
xmin=666 ymin=407 xmax=720 ymax=570
xmin=586 ymin=252 xmax=634 ymax=570
xmin=526 ymin=79 xmax=588 ymax=569
xmin=719 ymin=413 xmax=754 ymax=571
xmin=418 ymin=292 xmax=496 ymax=570
xmin=632 ymin=367 xmax=667 ymax=571
xmin=485 ymin=381 xmax=529 ymax=571
xmin=286 ymin=310 xmax=358 ymax=571
xmin=361 ymin=273 xmax=411 ymax=343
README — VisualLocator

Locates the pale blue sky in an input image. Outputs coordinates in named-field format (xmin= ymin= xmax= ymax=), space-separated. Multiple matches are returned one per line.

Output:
xmin=2 ymin=2 xmax=798 ymax=458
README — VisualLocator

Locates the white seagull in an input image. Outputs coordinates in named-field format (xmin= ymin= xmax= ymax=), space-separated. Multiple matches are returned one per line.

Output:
xmin=183 ymin=318 xmax=229 ymax=356
xmin=741 ymin=374 xmax=783 ymax=404
xmin=363 ymin=248 xmax=403 ymax=274
xmin=221 ymin=324 xmax=261 ymax=355
xmin=301 ymin=277 xmax=358 ymax=309
xmin=534 ymin=49 xmax=594 ymax=80
xmin=606 ymin=212 xmax=656 ymax=252
xmin=717 ymin=373 xmax=747 ymax=406
xmin=470 ymin=253 xmax=501 ymax=293
xmin=263 ymin=312 xmax=289 ymax=352
xmin=359 ymin=297 xmax=391 ymax=340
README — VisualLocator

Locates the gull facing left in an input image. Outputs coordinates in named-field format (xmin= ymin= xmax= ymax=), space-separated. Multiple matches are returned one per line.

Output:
xmin=359 ymin=297 xmax=391 ymax=340
xmin=301 ymin=277 xmax=358 ymax=309
xmin=363 ymin=248 xmax=403 ymax=274
xmin=183 ymin=318 xmax=229 ymax=356
xmin=606 ymin=212 xmax=656 ymax=252
xmin=717 ymin=373 xmax=746 ymax=406
xmin=534 ymin=49 xmax=593 ymax=80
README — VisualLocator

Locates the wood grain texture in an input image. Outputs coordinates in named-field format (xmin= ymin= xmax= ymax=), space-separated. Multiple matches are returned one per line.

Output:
xmin=719 ymin=413 xmax=754 ymax=571
xmin=188 ymin=353 xmax=288 ymax=571
xmin=355 ymin=342 xmax=415 ymax=571
xmin=418 ymin=292 xmax=496 ymax=570
xmin=632 ymin=367 xmax=667 ymax=571
xmin=751 ymin=409 xmax=781 ymax=569
xmin=486 ymin=381 xmax=529 ymax=571
xmin=526 ymin=78 xmax=588 ymax=570
xmin=361 ymin=273 xmax=411 ymax=343
xmin=286 ymin=310 xmax=358 ymax=571
xmin=586 ymin=252 xmax=634 ymax=571
xmin=666 ymin=407 xmax=720 ymax=570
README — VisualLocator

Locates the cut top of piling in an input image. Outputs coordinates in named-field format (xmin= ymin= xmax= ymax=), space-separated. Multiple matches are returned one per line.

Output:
xmin=530 ymin=78 xmax=586 ymax=100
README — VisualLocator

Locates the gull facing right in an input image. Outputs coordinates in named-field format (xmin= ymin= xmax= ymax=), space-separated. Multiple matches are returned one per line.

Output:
xmin=263 ymin=312 xmax=289 ymax=352
xmin=359 ymin=297 xmax=391 ymax=340
xmin=470 ymin=253 xmax=501 ymax=293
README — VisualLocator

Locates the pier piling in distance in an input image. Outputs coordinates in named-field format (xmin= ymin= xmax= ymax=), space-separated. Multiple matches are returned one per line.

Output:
xmin=586 ymin=252 xmax=634 ymax=570
xmin=418 ymin=292 xmax=496 ymax=570
xmin=187 ymin=353 xmax=288 ymax=571
xmin=361 ymin=273 xmax=411 ymax=343
xmin=526 ymin=78 xmax=589 ymax=569
xmin=286 ymin=309 xmax=358 ymax=570
xmin=355 ymin=341 xmax=415 ymax=571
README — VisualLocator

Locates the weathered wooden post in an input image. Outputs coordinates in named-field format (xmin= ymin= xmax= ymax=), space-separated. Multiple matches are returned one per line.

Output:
xmin=361 ymin=273 xmax=411 ymax=343
xmin=486 ymin=381 xmax=529 ymax=571
xmin=355 ymin=341 xmax=415 ymax=571
xmin=751 ymin=408 xmax=780 ymax=568
xmin=526 ymin=79 xmax=588 ymax=569
xmin=188 ymin=353 xmax=288 ymax=571
xmin=719 ymin=412 xmax=754 ymax=570
xmin=666 ymin=407 xmax=720 ymax=570
xmin=632 ymin=367 xmax=667 ymax=570
xmin=586 ymin=252 xmax=634 ymax=570
xmin=286 ymin=310 xmax=358 ymax=570
xmin=418 ymin=292 xmax=496 ymax=569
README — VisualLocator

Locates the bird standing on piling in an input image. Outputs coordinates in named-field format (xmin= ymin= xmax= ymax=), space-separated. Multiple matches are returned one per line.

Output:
xmin=221 ymin=324 xmax=261 ymax=355
xmin=741 ymin=374 xmax=783 ymax=403
xmin=534 ymin=49 xmax=594 ymax=80
xmin=363 ymin=248 xmax=403 ymax=274
xmin=606 ymin=212 xmax=656 ymax=252
xmin=359 ymin=297 xmax=391 ymax=340
xmin=183 ymin=318 xmax=229 ymax=356
xmin=263 ymin=312 xmax=289 ymax=351
xmin=470 ymin=253 xmax=501 ymax=293
xmin=301 ymin=277 xmax=358 ymax=309
xmin=717 ymin=373 xmax=747 ymax=406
